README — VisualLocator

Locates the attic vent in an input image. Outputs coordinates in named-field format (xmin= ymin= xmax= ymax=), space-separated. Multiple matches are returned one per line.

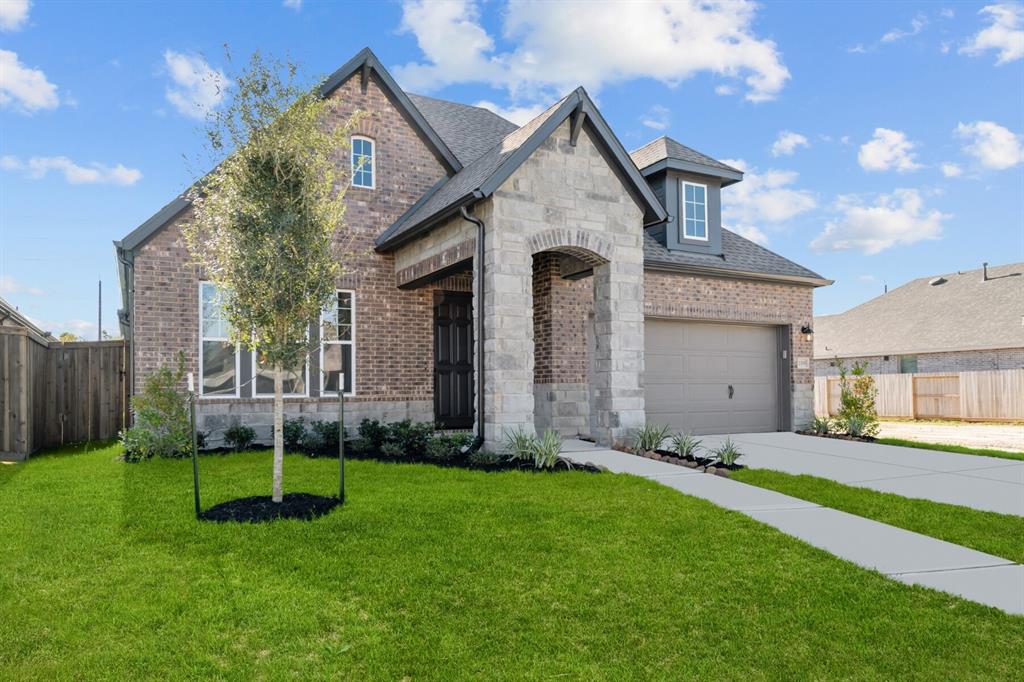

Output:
xmin=929 ymin=277 xmax=947 ymax=286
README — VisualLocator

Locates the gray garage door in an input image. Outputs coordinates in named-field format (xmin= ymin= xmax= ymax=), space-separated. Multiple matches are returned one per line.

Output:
xmin=645 ymin=320 xmax=779 ymax=435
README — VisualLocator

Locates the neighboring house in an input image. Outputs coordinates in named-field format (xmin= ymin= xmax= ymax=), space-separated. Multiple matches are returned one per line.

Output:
xmin=0 ymin=296 xmax=52 ymax=344
xmin=114 ymin=48 xmax=829 ymax=447
xmin=814 ymin=262 xmax=1024 ymax=376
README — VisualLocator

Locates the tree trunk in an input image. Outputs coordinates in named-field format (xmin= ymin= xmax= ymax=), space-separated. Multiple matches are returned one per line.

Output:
xmin=272 ymin=362 xmax=284 ymax=503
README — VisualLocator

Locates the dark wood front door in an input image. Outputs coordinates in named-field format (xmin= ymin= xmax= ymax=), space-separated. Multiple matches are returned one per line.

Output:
xmin=434 ymin=292 xmax=474 ymax=429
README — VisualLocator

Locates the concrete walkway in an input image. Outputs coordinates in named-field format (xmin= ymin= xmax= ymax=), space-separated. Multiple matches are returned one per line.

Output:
xmin=699 ymin=432 xmax=1024 ymax=517
xmin=560 ymin=439 xmax=1023 ymax=615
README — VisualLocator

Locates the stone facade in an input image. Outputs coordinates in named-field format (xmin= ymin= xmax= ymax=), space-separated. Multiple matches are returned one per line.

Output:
xmin=814 ymin=348 xmax=1024 ymax=376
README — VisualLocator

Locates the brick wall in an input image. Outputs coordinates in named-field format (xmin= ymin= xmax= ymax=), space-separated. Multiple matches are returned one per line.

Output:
xmin=131 ymin=73 xmax=460 ymax=434
xmin=814 ymin=348 xmax=1024 ymax=376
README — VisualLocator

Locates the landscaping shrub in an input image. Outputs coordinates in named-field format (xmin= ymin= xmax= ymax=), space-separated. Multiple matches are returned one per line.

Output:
xmin=711 ymin=437 xmax=743 ymax=467
xmin=283 ymin=417 xmax=305 ymax=451
xmin=357 ymin=418 xmax=388 ymax=451
xmin=810 ymin=416 xmax=833 ymax=435
xmin=632 ymin=423 xmax=670 ymax=453
xmin=311 ymin=420 xmax=340 ymax=454
xmin=380 ymin=441 xmax=405 ymax=458
xmin=224 ymin=423 xmax=257 ymax=451
xmin=504 ymin=427 xmax=536 ymax=462
xmin=670 ymin=431 xmax=702 ymax=458
xmin=532 ymin=430 xmax=562 ymax=469
xmin=468 ymin=449 xmax=504 ymax=467
xmin=836 ymin=359 xmax=880 ymax=438
xmin=426 ymin=432 xmax=473 ymax=462
xmin=384 ymin=420 xmax=433 ymax=458
xmin=119 ymin=352 xmax=191 ymax=461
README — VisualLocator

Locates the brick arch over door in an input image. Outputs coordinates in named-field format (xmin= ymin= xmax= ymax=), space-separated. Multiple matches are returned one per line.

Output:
xmin=526 ymin=229 xmax=613 ymax=266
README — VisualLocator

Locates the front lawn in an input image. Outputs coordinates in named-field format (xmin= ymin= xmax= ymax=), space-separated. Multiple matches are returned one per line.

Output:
xmin=874 ymin=437 xmax=1024 ymax=462
xmin=2 ymin=444 xmax=1022 ymax=679
xmin=733 ymin=468 xmax=1024 ymax=563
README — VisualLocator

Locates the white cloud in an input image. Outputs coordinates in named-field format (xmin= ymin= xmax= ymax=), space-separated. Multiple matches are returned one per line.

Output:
xmin=858 ymin=128 xmax=922 ymax=172
xmin=0 ymin=49 xmax=58 ymax=113
xmin=640 ymin=105 xmax=670 ymax=131
xmin=283 ymin=0 xmax=302 ymax=10
xmin=1 ymin=155 xmax=142 ymax=185
xmin=714 ymin=84 xmax=735 ymax=96
xmin=960 ymin=2 xmax=1024 ymax=64
xmin=810 ymin=189 xmax=949 ymax=255
xmin=474 ymin=99 xmax=543 ymax=126
xmin=955 ymin=120 xmax=1023 ymax=170
xmin=163 ymin=50 xmax=227 ymax=120
xmin=719 ymin=158 xmax=816 ymax=245
xmin=846 ymin=43 xmax=868 ymax=54
xmin=858 ymin=274 xmax=877 ymax=283
xmin=0 ymin=275 xmax=43 ymax=296
xmin=771 ymin=130 xmax=809 ymax=157
xmin=940 ymin=8 xmax=955 ymax=19
xmin=881 ymin=13 xmax=927 ymax=42
xmin=940 ymin=162 xmax=963 ymax=177
xmin=394 ymin=0 xmax=790 ymax=109
xmin=840 ymin=135 xmax=851 ymax=145
xmin=0 ymin=0 xmax=30 ymax=31
xmin=731 ymin=225 xmax=770 ymax=245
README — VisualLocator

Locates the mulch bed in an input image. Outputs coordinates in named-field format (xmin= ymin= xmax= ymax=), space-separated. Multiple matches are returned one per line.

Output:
xmin=626 ymin=448 xmax=745 ymax=475
xmin=199 ymin=493 xmax=340 ymax=524
xmin=796 ymin=430 xmax=875 ymax=443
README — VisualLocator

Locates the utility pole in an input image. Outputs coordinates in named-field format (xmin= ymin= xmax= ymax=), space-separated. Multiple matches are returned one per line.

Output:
xmin=97 ymin=278 xmax=102 ymax=341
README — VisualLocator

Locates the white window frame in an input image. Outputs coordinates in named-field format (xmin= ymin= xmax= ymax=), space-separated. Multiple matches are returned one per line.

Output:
xmin=198 ymin=281 xmax=240 ymax=399
xmin=320 ymin=289 xmax=356 ymax=397
xmin=351 ymin=136 xmax=375 ymax=189
xmin=681 ymin=180 xmax=709 ymax=241
xmin=252 ymin=337 xmax=311 ymax=399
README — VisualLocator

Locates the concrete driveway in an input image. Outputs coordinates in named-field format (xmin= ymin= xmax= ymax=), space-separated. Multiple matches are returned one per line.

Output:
xmin=700 ymin=432 xmax=1024 ymax=517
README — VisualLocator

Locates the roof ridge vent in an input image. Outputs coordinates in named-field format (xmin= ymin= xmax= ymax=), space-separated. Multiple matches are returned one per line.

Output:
xmin=929 ymin=276 xmax=947 ymax=286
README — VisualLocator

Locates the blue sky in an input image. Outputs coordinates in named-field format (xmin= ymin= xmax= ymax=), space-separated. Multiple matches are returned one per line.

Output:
xmin=1 ymin=0 xmax=1022 ymax=338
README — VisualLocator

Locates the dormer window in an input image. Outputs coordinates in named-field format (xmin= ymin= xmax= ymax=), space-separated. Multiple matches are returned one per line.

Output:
xmin=351 ymin=136 xmax=375 ymax=189
xmin=682 ymin=181 xmax=707 ymax=240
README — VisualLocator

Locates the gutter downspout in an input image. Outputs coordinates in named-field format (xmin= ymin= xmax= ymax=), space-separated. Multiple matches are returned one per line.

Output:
xmin=115 ymin=245 xmax=135 ymax=425
xmin=460 ymin=205 xmax=486 ymax=449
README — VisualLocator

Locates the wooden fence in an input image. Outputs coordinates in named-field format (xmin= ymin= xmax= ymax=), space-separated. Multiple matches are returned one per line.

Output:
xmin=815 ymin=369 xmax=1024 ymax=422
xmin=1 ymin=328 xmax=128 ymax=459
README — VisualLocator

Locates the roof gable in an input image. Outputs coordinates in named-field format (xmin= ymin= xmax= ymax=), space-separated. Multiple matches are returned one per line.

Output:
xmin=814 ymin=262 xmax=1024 ymax=358
xmin=406 ymin=93 xmax=519 ymax=165
xmin=376 ymin=88 xmax=669 ymax=251
xmin=630 ymin=136 xmax=743 ymax=186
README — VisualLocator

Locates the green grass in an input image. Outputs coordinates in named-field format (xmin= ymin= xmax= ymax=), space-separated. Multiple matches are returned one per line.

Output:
xmin=2 ymin=444 xmax=1023 ymax=680
xmin=874 ymin=437 xmax=1024 ymax=462
xmin=733 ymin=468 xmax=1024 ymax=563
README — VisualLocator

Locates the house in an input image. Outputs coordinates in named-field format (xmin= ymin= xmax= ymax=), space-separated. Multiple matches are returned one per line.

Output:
xmin=114 ymin=48 xmax=830 ymax=447
xmin=0 ymin=296 xmax=52 ymax=344
xmin=814 ymin=262 xmax=1024 ymax=376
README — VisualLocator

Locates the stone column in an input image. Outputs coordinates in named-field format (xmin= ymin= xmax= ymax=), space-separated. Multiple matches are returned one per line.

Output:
xmin=590 ymin=259 xmax=646 ymax=446
xmin=479 ymin=225 xmax=536 ymax=450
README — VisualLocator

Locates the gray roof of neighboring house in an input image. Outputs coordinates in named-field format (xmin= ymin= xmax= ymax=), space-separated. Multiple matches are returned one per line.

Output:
xmin=0 ymin=296 xmax=52 ymax=341
xmin=407 ymin=94 xmax=519 ymax=165
xmin=643 ymin=228 xmax=830 ymax=285
xmin=814 ymin=262 xmax=1024 ymax=359
xmin=375 ymin=88 xmax=668 ymax=251
xmin=630 ymin=136 xmax=743 ymax=185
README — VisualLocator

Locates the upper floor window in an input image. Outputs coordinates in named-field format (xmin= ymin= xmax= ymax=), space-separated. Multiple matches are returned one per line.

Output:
xmin=351 ymin=136 xmax=374 ymax=189
xmin=199 ymin=282 xmax=238 ymax=397
xmin=682 ymin=181 xmax=707 ymax=240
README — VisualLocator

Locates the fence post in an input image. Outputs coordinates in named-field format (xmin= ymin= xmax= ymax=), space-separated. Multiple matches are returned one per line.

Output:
xmin=338 ymin=372 xmax=345 ymax=504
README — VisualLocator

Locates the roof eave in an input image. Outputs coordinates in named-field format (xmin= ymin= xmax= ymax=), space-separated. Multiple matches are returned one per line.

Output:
xmin=644 ymin=259 xmax=834 ymax=287
xmin=639 ymin=158 xmax=744 ymax=186
xmin=375 ymin=190 xmax=484 ymax=252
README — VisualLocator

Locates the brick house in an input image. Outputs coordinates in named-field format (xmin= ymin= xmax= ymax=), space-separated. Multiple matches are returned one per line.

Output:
xmin=115 ymin=48 xmax=830 ymax=448
xmin=814 ymin=262 xmax=1024 ymax=376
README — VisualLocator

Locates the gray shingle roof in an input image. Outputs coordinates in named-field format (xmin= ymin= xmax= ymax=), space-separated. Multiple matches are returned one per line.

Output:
xmin=407 ymin=94 xmax=519 ymax=165
xmin=630 ymin=136 xmax=742 ymax=176
xmin=814 ymin=262 xmax=1024 ymax=358
xmin=643 ymin=228 xmax=828 ymax=283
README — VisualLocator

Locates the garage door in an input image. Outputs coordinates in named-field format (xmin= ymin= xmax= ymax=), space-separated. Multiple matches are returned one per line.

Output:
xmin=645 ymin=320 xmax=779 ymax=435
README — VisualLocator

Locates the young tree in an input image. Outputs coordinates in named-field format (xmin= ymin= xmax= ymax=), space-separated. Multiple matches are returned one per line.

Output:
xmin=184 ymin=50 xmax=358 ymax=502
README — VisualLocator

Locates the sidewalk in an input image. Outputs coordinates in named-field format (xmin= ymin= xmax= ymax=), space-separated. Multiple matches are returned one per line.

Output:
xmin=561 ymin=439 xmax=1023 ymax=615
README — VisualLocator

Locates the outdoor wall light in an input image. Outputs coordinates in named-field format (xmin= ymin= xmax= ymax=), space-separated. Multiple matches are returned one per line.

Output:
xmin=800 ymin=325 xmax=814 ymax=342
